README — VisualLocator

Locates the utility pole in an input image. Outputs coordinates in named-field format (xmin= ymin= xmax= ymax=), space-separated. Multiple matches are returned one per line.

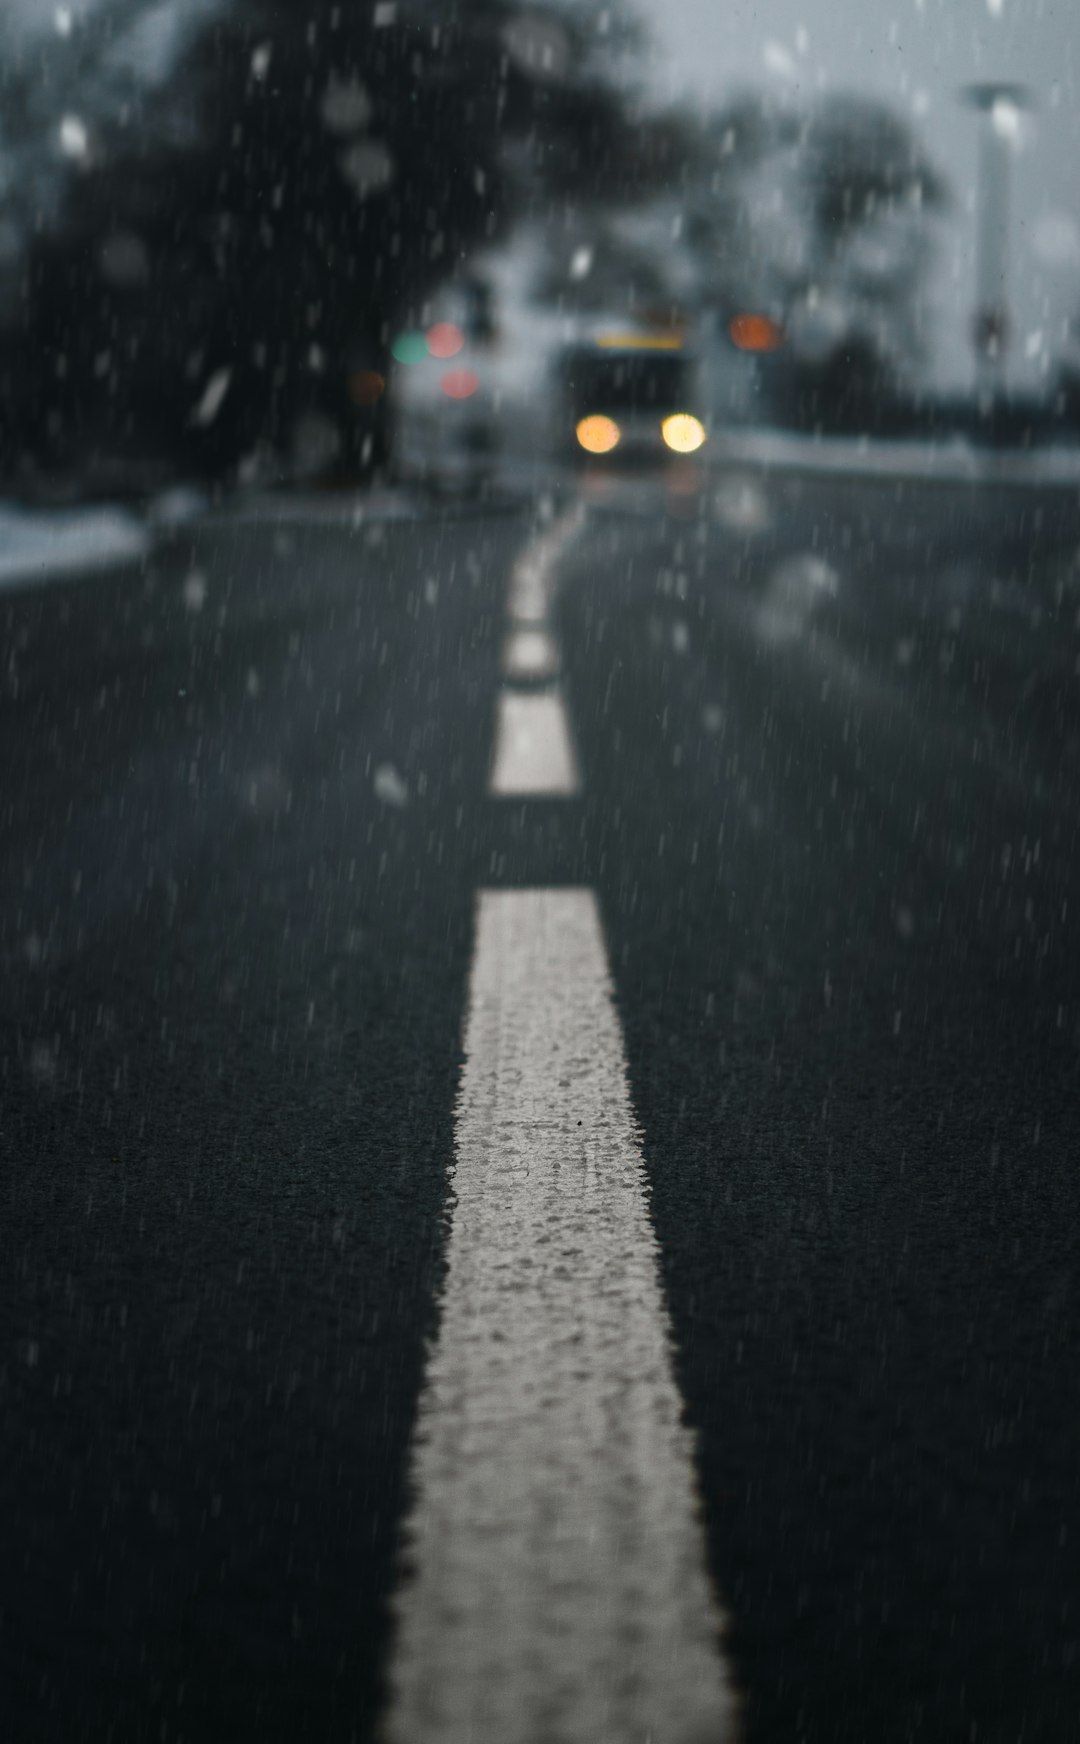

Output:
xmin=960 ymin=82 xmax=1034 ymax=406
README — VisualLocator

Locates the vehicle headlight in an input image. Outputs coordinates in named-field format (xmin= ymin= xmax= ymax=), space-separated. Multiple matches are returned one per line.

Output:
xmin=661 ymin=413 xmax=706 ymax=454
xmin=576 ymin=414 xmax=621 ymax=454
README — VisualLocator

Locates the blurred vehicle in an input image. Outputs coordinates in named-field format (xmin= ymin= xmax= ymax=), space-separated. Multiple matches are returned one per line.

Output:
xmin=391 ymin=276 xmax=511 ymax=494
xmin=393 ymin=243 xmax=709 ymax=487
xmin=555 ymin=325 xmax=708 ymax=463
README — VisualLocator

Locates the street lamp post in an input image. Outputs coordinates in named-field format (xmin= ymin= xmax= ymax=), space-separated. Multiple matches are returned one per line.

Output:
xmin=960 ymin=82 xmax=1034 ymax=406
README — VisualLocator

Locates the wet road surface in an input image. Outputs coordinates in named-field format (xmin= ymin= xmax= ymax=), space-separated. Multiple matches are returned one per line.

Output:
xmin=3 ymin=467 xmax=1080 ymax=1742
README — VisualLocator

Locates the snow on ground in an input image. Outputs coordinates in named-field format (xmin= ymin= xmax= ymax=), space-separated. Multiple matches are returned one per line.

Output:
xmin=0 ymin=484 xmax=431 ymax=597
xmin=0 ymin=502 xmax=149 ymax=592
xmin=705 ymin=428 xmax=1080 ymax=488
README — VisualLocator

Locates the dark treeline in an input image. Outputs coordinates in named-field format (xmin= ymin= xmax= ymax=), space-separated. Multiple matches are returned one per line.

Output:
xmin=0 ymin=0 xmax=660 ymax=493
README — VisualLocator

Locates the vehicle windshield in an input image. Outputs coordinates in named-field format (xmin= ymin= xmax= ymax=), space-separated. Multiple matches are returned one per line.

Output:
xmin=561 ymin=346 xmax=695 ymax=415
xmin=4 ymin=5 xmax=1079 ymax=1744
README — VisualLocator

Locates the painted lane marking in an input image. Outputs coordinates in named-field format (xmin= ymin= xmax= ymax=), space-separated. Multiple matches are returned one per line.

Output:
xmin=489 ymin=688 xmax=580 ymax=797
xmin=383 ymin=889 xmax=740 ymax=1744
xmin=507 ymin=501 xmax=586 ymax=625
xmin=502 ymin=625 xmax=560 ymax=682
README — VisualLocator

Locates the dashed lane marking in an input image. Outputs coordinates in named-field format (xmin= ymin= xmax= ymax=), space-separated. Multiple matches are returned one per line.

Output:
xmin=489 ymin=688 xmax=580 ymax=797
xmin=382 ymin=889 xmax=740 ymax=1744
xmin=492 ymin=503 xmax=585 ymax=796
xmin=502 ymin=625 xmax=560 ymax=681
xmin=507 ymin=501 xmax=586 ymax=625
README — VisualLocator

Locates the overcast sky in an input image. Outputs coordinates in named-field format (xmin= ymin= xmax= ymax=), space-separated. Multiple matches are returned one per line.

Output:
xmin=638 ymin=0 xmax=1080 ymax=389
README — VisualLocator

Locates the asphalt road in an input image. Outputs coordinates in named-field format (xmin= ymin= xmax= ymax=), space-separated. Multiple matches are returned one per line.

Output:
xmin=2 ymin=463 xmax=1080 ymax=1742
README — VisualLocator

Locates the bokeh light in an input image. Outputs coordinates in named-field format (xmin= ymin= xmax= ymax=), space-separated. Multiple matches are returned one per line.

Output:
xmin=728 ymin=313 xmax=784 ymax=353
xmin=576 ymin=415 xmax=621 ymax=454
xmin=427 ymin=322 xmax=465 ymax=359
xmin=391 ymin=330 xmax=428 ymax=365
xmin=440 ymin=369 xmax=480 ymax=399
xmin=348 ymin=369 xmax=385 ymax=406
xmin=661 ymin=413 xmax=706 ymax=454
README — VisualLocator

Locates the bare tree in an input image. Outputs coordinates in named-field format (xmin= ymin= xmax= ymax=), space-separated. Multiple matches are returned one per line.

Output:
xmin=685 ymin=91 xmax=949 ymax=420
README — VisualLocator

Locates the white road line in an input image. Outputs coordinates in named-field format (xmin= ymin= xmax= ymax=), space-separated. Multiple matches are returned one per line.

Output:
xmin=502 ymin=625 xmax=560 ymax=681
xmin=383 ymin=889 xmax=740 ymax=1744
xmin=489 ymin=688 xmax=580 ymax=797
xmin=507 ymin=501 xmax=585 ymax=625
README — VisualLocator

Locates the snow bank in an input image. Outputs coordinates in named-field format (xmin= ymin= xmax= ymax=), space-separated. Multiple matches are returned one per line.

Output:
xmin=705 ymin=428 xmax=1080 ymax=488
xmin=0 ymin=502 xmax=149 ymax=592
